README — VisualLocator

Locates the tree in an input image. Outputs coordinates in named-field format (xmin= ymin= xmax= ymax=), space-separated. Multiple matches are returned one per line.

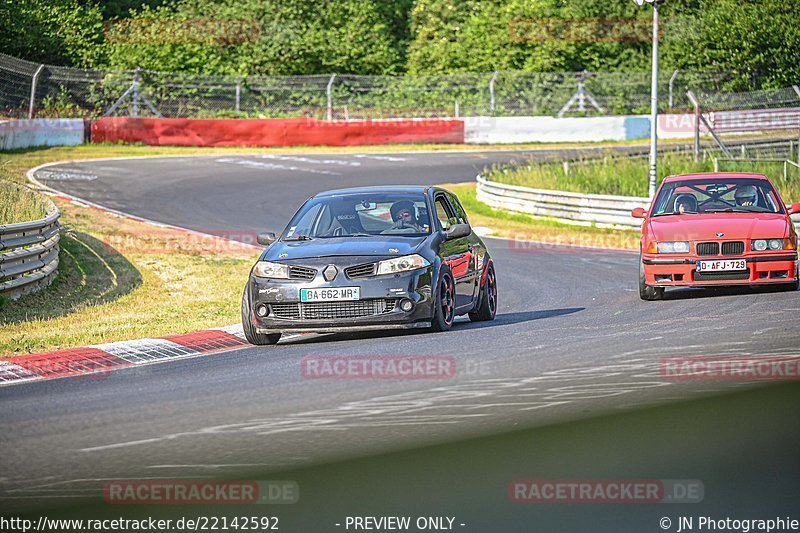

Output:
xmin=100 ymin=0 xmax=408 ymax=75
xmin=0 ymin=0 xmax=105 ymax=67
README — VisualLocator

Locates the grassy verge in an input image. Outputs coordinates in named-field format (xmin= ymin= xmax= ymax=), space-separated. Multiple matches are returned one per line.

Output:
xmin=0 ymin=198 xmax=256 ymax=356
xmin=487 ymin=151 xmax=800 ymax=201
xmin=0 ymin=177 xmax=48 ymax=225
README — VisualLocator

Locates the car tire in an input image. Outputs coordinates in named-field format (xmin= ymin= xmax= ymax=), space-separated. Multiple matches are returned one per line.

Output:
xmin=430 ymin=266 xmax=456 ymax=332
xmin=469 ymin=264 xmax=497 ymax=322
xmin=639 ymin=254 xmax=664 ymax=301
xmin=241 ymin=285 xmax=281 ymax=346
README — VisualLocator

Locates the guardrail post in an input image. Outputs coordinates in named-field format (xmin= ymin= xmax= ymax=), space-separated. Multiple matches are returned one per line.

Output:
xmin=28 ymin=64 xmax=45 ymax=119
xmin=326 ymin=74 xmax=336 ymax=121
xmin=235 ymin=76 xmax=242 ymax=114
xmin=132 ymin=67 xmax=141 ymax=117
xmin=687 ymin=91 xmax=701 ymax=162
xmin=668 ymin=69 xmax=680 ymax=109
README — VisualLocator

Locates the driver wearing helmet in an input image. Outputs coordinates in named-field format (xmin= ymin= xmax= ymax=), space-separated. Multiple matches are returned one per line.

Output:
xmin=734 ymin=185 xmax=758 ymax=207
xmin=389 ymin=200 xmax=424 ymax=231
xmin=674 ymin=193 xmax=698 ymax=214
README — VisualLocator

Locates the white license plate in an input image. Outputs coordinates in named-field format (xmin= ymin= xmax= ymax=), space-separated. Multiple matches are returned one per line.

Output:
xmin=696 ymin=260 xmax=747 ymax=272
xmin=300 ymin=287 xmax=360 ymax=302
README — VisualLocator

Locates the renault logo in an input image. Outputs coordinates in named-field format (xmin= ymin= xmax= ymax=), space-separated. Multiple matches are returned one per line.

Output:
xmin=323 ymin=265 xmax=338 ymax=281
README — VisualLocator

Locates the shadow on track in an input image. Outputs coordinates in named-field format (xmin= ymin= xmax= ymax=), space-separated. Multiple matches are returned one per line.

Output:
xmin=279 ymin=307 xmax=585 ymax=346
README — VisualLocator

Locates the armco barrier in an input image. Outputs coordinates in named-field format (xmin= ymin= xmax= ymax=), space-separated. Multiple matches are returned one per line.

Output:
xmin=476 ymin=174 xmax=649 ymax=229
xmin=0 ymin=119 xmax=84 ymax=150
xmin=0 ymin=196 xmax=60 ymax=300
xmin=91 ymin=117 xmax=465 ymax=147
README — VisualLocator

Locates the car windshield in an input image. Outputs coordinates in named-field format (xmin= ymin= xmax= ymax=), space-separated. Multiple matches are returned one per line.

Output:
xmin=651 ymin=178 xmax=784 ymax=216
xmin=282 ymin=192 xmax=431 ymax=239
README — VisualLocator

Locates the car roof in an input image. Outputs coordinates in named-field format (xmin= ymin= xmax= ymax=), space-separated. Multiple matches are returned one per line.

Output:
xmin=662 ymin=172 xmax=769 ymax=183
xmin=312 ymin=185 xmax=438 ymax=198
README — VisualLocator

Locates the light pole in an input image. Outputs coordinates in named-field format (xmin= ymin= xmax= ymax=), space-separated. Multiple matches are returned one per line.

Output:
xmin=635 ymin=0 xmax=663 ymax=198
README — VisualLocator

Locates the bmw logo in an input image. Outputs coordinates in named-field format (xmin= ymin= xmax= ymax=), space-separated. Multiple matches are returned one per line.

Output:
xmin=716 ymin=233 xmax=725 ymax=238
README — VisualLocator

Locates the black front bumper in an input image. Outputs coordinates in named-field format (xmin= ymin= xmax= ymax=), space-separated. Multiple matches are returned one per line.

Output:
xmin=247 ymin=265 xmax=435 ymax=334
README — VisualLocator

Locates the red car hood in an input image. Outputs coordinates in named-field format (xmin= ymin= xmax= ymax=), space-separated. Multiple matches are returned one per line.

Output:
xmin=648 ymin=212 xmax=790 ymax=242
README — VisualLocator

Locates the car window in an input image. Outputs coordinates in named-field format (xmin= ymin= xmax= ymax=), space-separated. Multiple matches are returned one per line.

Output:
xmin=285 ymin=203 xmax=324 ymax=238
xmin=652 ymin=178 xmax=784 ymax=216
xmin=283 ymin=193 xmax=431 ymax=238
xmin=434 ymin=196 xmax=455 ymax=230
xmin=446 ymin=192 xmax=469 ymax=225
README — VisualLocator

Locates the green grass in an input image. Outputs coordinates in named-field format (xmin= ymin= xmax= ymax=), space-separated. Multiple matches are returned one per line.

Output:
xmin=0 ymin=178 xmax=49 ymax=225
xmin=0 ymin=202 xmax=255 ymax=356
xmin=487 ymin=151 xmax=800 ymax=202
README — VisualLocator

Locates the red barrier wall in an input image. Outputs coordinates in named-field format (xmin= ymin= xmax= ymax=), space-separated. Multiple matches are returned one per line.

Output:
xmin=91 ymin=117 xmax=464 ymax=146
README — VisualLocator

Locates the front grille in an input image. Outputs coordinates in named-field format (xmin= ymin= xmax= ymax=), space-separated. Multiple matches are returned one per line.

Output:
xmin=696 ymin=242 xmax=720 ymax=256
xmin=288 ymin=265 xmax=316 ymax=280
xmin=345 ymin=262 xmax=376 ymax=278
xmin=270 ymin=299 xmax=398 ymax=320
xmin=270 ymin=302 xmax=301 ymax=319
xmin=693 ymin=269 xmax=750 ymax=281
xmin=722 ymin=241 xmax=745 ymax=255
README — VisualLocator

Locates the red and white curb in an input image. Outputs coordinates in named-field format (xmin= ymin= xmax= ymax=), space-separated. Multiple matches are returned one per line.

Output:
xmin=0 ymin=325 xmax=253 ymax=386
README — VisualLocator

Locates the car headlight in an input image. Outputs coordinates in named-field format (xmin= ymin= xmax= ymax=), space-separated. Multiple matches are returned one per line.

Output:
xmin=253 ymin=261 xmax=289 ymax=279
xmin=656 ymin=241 xmax=690 ymax=254
xmin=376 ymin=254 xmax=430 ymax=275
xmin=751 ymin=239 xmax=787 ymax=251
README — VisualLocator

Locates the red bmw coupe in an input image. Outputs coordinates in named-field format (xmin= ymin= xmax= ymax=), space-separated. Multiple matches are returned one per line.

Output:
xmin=632 ymin=172 xmax=800 ymax=300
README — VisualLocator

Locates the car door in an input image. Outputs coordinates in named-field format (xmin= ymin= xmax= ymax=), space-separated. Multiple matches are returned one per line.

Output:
xmin=446 ymin=191 xmax=483 ymax=305
xmin=433 ymin=193 xmax=473 ymax=310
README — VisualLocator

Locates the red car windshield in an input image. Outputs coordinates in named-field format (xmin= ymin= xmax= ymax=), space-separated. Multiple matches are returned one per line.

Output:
xmin=651 ymin=178 xmax=784 ymax=216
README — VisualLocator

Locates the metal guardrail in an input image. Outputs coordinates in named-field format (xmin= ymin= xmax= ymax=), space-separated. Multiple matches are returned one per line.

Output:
xmin=476 ymin=174 xmax=649 ymax=229
xmin=0 ymin=196 xmax=60 ymax=300
xmin=476 ymin=174 xmax=800 ymax=231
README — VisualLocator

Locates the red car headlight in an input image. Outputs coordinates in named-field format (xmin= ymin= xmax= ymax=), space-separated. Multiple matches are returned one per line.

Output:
xmin=656 ymin=241 xmax=690 ymax=254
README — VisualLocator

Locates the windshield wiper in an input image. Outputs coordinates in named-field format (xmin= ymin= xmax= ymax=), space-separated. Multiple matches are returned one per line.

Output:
xmin=704 ymin=207 xmax=747 ymax=213
xmin=283 ymin=234 xmax=314 ymax=241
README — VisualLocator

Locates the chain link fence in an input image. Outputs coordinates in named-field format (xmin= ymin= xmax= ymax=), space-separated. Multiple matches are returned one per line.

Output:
xmin=1 ymin=52 xmax=735 ymax=120
xmin=684 ymin=84 xmax=800 ymax=161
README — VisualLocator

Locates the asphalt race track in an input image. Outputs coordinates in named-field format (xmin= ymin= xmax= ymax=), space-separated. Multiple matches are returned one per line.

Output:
xmin=2 ymin=148 xmax=799 ymax=530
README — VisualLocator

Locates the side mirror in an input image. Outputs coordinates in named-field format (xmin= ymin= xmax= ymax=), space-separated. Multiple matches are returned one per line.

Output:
xmin=257 ymin=232 xmax=277 ymax=246
xmin=444 ymin=223 xmax=471 ymax=240
xmin=788 ymin=202 xmax=800 ymax=215
xmin=631 ymin=207 xmax=647 ymax=219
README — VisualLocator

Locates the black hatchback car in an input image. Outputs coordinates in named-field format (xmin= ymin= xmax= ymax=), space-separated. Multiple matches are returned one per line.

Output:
xmin=241 ymin=186 xmax=497 ymax=344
